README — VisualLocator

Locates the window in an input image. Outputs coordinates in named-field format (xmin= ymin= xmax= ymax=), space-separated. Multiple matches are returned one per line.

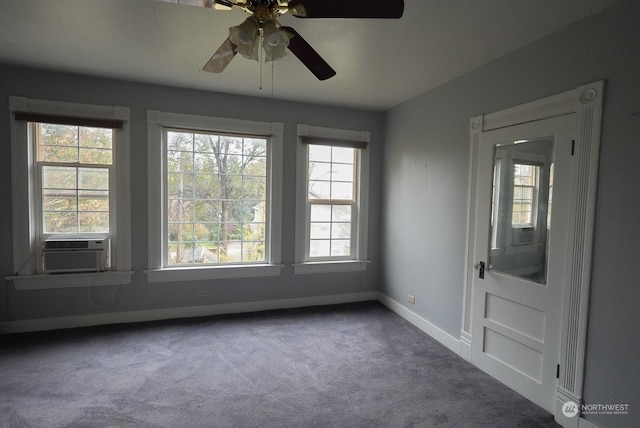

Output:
xmin=308 ymin=145 xmax=357 ymax=258
xmin=37 ymin=124 xmax=113 ymax=235
xmin=165 ymin=129 xmax=267 ymax=265
xmin=294 ymin=124 xmax=370 ymax=274
xmin=146 ymin=111 xmax=283 ymax=282
xmin=9 ymin=97 xmax=132 ymax=288
xmin=512 ymin=163 xmax=540 ymax=226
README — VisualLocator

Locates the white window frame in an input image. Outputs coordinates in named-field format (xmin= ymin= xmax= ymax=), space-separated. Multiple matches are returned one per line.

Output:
xmin=294 ymin=124 xmax=370 ymax=274
xmin=146 ymin=110 xmax=283 ymax=283
xmin=8 ymin=96 xmax=133 ymax=290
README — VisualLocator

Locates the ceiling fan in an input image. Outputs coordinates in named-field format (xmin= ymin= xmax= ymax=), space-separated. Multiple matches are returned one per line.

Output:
xmin=172 ymin=0 xmax=405 ymax=80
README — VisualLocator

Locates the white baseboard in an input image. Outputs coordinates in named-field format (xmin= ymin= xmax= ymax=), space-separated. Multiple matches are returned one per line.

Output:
xmin=554 ymin=389 xmax=602 ymax=428
xmin=458 ymin=330 xmax=472 ymax=361
xmin=377 ymin=294 xmax=460 ymax=355
xmin=0 ymin=291 xmax=379 ymax=334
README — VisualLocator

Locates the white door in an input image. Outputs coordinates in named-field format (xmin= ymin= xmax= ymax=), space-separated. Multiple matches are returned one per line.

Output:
xmin=471 ymin=114 xmax=575 ymax=412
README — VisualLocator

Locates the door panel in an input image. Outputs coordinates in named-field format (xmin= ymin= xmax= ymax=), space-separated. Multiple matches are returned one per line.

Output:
xmin=471 ymin=114 xmax=575 ymax=412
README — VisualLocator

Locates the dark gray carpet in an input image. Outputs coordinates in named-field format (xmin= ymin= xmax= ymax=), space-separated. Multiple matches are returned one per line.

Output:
xmin=0 ymin=301 xmax=560 ymax=427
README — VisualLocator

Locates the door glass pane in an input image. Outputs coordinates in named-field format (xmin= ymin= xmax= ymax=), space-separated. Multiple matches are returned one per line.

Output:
xmin=488 ymin=138 xmax=554 ymax=284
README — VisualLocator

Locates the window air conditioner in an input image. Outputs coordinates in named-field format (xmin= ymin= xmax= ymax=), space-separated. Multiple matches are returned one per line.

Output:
xmin=42 ymin=237 xmax=110 ymax=273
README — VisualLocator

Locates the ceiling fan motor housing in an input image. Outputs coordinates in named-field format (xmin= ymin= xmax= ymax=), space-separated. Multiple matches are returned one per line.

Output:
xmin=250 ymin=0 xmax=275 ymax=8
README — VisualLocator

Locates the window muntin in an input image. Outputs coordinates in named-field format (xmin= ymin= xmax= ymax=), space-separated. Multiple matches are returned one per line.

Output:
xmin=164 ymin=129 xmax=268 ymax=266
xmin=306 ymin=145 xmax=358 ymax=260
xmin=35 ymin=123 xmax=114 ymax=235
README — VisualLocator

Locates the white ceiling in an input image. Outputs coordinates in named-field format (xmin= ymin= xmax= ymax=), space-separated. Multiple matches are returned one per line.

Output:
xmin=0 ymin=0 xmax=619 ymax=110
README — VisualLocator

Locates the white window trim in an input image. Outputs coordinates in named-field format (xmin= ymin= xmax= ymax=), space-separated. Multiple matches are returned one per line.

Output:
xmin=145 ymin=110 xmax=283 ymax=282
xmin=294 ymin=124 xmax=370 ymax=274
xmin=7 ymin=96 xmax=133 ymax=290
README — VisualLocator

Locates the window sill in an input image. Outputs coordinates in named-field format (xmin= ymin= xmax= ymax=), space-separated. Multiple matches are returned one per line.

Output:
xmin=293 ymin=260 xmax=370 ymax=275
xmin=144 ymin=264 xmax=284 ymax=283
xmin=7 ymin=271 xmax=134 ymax=291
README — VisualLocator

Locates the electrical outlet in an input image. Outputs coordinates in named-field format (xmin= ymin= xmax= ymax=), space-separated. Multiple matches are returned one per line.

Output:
xmin=197 ymin=290 xmax=208 ymax=297
xmin=408 ymin=295 xmax=416 ymax=304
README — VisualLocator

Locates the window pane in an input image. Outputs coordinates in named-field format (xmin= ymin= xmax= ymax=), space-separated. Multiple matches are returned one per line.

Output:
xmin=310 ymin=223 xmax=331 ymax=239
xmin=221 ymin=136 xmax=243 ymax=154
xmin=309 ymin=145 xmax=331 ymax=162
xmin=309 ymin=162 xmax=332 ymax=181
xmin=43 ymin=189 xmax=77 ymax=212
xmin=79 ymin=168 xmax=109 ymax=190
xmin=331 ymin=182 xmax=353 ymax=200
xmin=331 ymin=223 xmax=351 ymax=239
xmin=309 ymin=180 xmax=330 ymax=200
xmin=242 ymin=241 xmax=265 ymax=262
xmin=332 ymin=205 xmax=351 ymax=222
xmin=165 ymin=130 xmax=268 ymax=266
xmin=310 ymin=240 xmax=330 ymax=258
xmin=40 ymin=146 xmax=78 ymax=163
xmin=332 ymin=163 xmax=354 ymax=182
xmin=39 ymin=125 xmax=113 ymax=165
xmin=43 ymin=166 xmax=76 ymax=189
xmin=310 ymin=204 xmax=331 ymax=222
xmin=39 ymin=124 xmax=78 ymax=162
xmin=244 ymin=138 xmax=267 ymax=156
xmin=220 ymin=242 xmax=242 ymax=263
xmin=167 ymin=131 xmax=193 ymax=152
xmin=44 ymin=211 xmax=77 ymax=233
xmin=194 ymin=175 xmax=219 ymax=200
xmin=194 ymin=200 xmax=218 ymax=222
xmin=78 ymin=190 xmax=109 ymax=211
xmin=243 ymin=177 xmax=266 ymax=199
xmin=80 ymin=148 xmax=112 ymax=165
xmin=168 ymin=150 xmax=194 ymax=173
xmin=79 ymin=212 xmax=109 ymax=233
xmin=79 ymin=127 xmax=112 ymax=149
xmin=331 ymin=240 xmax=351 ymax=257
xmin=167 ymin=173 xmax=194 ymax=199
xmin=245 ymin=223 xmax=265 ymax=241
xmin=194 ymin=153 xmax=217 ymax=172
xmin=39 ymin=124 xmax=77 ymax=147
xmin=194 ymin=134 xmax=218 ymax=153
xmin=332 ymin=147 xmax=354 ymax=164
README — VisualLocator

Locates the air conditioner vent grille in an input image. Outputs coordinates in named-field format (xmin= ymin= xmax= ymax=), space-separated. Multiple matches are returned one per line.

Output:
xmin=44 ymin=240 xmax=90 ymax=250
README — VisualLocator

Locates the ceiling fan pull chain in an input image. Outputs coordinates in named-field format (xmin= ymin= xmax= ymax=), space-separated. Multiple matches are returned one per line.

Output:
xmin=259 ymin=33 xmax=263 ymax=90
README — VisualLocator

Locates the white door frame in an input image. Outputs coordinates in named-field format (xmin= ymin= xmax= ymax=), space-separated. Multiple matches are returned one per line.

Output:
xmin=460 ymin=81 xmax=604 ymax=427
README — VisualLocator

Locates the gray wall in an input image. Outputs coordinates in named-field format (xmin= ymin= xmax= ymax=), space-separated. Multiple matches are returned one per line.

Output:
xmin=0 ymin=66 xmax=384 ymax=321
xmin=382 ymin=1 xmax=639 ymax=427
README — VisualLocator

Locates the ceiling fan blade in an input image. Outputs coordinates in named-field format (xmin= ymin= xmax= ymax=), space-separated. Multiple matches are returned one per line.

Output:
xmin=281 ymin=26 xmax=336 ymax=81
xmin=288 ymin=0 xmax=404 ymax=19
xmin=202 ymin=37 xmax=238 ymax=73
xmin=161 ymin=0 xmax=215 ymax=7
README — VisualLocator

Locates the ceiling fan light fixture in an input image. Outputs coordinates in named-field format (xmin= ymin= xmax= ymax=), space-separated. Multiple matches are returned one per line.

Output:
xmin=262 ymin=21 xmax=287 ymax=47
xmin=229 ymin=16 xmax=258 ymax=45
xmin=262 ymin=20 xmax=290 ymax=61
xmin=229 ymin=16 xmax=260 ymax=60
